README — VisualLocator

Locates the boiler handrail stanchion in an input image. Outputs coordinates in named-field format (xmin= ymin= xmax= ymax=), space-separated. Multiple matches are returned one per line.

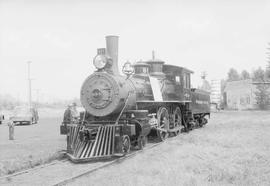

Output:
xmin=115 ymin=92 xmax=131 ymax=125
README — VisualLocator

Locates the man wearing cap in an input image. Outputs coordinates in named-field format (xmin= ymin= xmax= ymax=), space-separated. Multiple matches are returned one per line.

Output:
xmin=71 ymin=102 xmax=79 ymax=123
xmin=63 ymin=104 xmax=73 ymax=124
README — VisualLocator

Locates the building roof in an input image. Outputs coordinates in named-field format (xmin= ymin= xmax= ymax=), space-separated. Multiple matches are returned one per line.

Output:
xmin=224 ymin=79 xmax=253 ymax=92
xmin=224 ymin=79 xmax=270 ymax=92
xmin=252 ymin=81 xmax=270 ymax=85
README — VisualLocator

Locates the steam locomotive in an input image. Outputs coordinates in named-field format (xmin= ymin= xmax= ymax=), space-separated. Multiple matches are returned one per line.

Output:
xmin=61 ymin=36 xmax=210 ymax=162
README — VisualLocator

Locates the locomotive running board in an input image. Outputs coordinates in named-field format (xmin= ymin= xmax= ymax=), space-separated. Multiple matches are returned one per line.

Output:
xmin=66 ymin=125 xmax=121 ymax=163
xmin=136 ymin=100 xmax=191 ymax=103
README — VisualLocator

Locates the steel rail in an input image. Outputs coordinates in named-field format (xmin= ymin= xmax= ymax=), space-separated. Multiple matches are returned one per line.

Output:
xmin=0 ymin=155 xmax=67 ymax=180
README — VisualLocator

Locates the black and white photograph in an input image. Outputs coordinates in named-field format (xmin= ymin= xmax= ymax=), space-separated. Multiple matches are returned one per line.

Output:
xmin=0 ymin=0 xmax=270 ymax=185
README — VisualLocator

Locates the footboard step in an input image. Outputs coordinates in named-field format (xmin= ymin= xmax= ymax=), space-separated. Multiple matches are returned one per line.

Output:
xmin=66 ymin=153 xmax=115 ymax=163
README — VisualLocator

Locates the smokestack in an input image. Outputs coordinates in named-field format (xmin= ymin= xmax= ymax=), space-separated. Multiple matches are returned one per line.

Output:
xmin=106 ymin=35 xmax=119 ymax=75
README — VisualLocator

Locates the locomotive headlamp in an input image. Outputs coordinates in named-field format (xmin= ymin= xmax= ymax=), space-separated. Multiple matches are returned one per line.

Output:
xmin=93 ymin=55 xmax=108 ymax=70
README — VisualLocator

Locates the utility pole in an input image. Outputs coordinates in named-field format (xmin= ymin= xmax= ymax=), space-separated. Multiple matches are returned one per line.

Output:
xmin=201 ymin=71 xmax=207 ymax=80
xmin=35 ymin=89 xmax=40 ymax=108
xmin=152 ymin=50 xmax=155 ymax=60
xmin=266 ymin=43 xmax=270 ymax=79
xmin=27 ymin=61 xmax=32 ymax=109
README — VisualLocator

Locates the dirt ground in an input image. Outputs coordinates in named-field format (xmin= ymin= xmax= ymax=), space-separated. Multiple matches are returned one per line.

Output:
xmin=67 ymin=111 xmax=270 ymax=186
xmin=0 ymin=108 xmax=66 ymax=176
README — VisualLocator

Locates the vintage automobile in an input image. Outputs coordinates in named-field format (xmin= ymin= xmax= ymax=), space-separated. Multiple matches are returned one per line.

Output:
xmin=10 ymin=106 xmax=39 ymax=125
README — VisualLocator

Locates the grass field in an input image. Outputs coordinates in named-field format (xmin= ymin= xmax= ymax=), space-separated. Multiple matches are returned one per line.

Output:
xmin=0 ymin=108 xmax=66 ymax=176
xmin=68 ymin=111 xmax=270 ymax=186
xmin=1 ymin=110 xmax=269 ymax=185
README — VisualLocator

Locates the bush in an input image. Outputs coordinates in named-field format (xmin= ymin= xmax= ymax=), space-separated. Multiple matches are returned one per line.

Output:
xmin=255 ymin=83 xmax=270 ymax=110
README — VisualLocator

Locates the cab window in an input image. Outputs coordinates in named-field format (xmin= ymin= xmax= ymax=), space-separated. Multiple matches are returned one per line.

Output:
xmin=175 ymin=76 xmax=180 ymax=84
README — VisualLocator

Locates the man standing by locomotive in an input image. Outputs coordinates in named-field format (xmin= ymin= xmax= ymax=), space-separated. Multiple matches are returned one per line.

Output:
xmin=71 ymin=102 xmax=79 ymax=123
xmin=63 ymin=104 xmax=73 ymax=124
xmin=61 ymin=104 xmax=73 ymax=135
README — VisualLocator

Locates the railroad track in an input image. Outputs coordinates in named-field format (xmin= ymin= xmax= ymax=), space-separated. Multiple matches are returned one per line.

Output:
xmin=53 ymin=142 xmax=161 ymax=186
xmin=0 ymin=141 xmax=164 ymax=186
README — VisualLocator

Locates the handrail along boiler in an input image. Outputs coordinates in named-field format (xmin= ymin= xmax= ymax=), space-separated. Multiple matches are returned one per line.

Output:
xmin=61 ymin=36 xmax=210 ymax=162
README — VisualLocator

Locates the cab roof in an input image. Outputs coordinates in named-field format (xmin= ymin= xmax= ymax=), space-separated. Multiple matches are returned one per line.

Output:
xmin=163 ymin=64 xmax=194 ymax=74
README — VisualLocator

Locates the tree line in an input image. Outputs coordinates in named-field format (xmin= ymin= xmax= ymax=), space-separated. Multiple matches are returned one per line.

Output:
xmin=0 ymin=94 xmax=81 ymax=111
xmin=227 ymin=67 xmax=269 ymax=82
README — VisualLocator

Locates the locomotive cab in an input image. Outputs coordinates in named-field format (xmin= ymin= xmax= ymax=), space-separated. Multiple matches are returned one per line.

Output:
xmin=162 ymin=64 xmax=193 ymax=102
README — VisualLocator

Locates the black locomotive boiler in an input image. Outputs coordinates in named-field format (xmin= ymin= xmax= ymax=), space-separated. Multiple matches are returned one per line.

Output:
xmin=61 ymin=36 xmax=210 ymax=162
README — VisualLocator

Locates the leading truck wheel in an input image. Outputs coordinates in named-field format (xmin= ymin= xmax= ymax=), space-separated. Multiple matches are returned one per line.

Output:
xmin=121 ymin=135 xmax=131 ymax=155
xmin=138 ymin=136 xmax=146 ymax=150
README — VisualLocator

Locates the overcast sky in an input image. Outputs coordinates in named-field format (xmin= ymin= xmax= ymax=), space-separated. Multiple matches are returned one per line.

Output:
xmin=1 ymin=0 xmax=270 ymax=102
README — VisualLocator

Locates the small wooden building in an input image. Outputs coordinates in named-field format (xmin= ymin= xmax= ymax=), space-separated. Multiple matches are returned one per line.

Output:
xmin=224 ymin=79 xmax=270 ymax=110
